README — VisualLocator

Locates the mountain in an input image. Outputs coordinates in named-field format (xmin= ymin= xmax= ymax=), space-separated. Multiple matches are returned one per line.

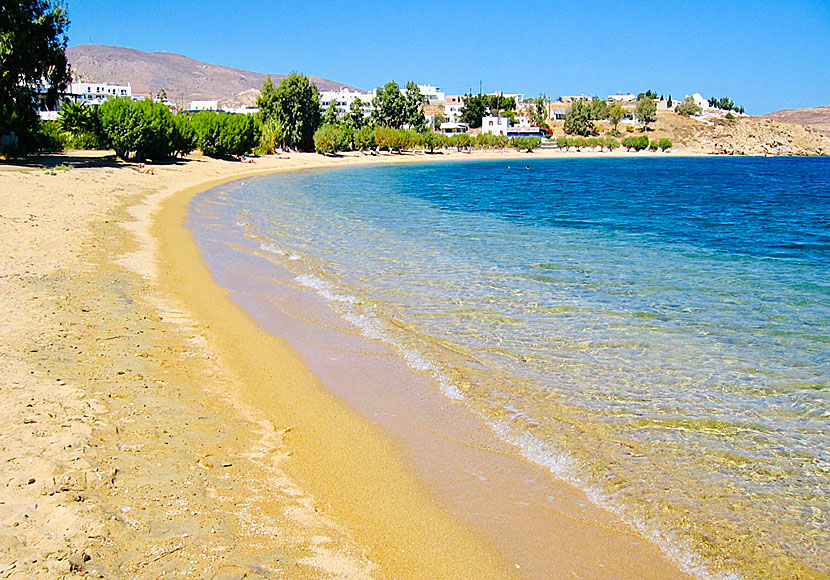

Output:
xmin=763 ymin=106 xmax=830 ymax=137
xmin=66 ymin=44 xmax=363 ymax=108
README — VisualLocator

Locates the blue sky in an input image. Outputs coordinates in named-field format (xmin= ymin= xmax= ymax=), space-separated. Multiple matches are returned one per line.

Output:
xmin=65 ymin=0 xmax=830 ymax=114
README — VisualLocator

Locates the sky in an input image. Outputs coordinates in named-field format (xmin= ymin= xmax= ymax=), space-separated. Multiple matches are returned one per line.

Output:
xmin=64 ymin=0 xmax=830 ymax=115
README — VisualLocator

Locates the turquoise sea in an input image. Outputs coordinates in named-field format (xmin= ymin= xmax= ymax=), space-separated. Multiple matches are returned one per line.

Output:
xmin=190 ymin=157 xmax=829 ymax=580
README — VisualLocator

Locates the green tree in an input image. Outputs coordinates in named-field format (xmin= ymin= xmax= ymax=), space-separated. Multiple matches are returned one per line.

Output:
xmin=0 ymin=0 xmax=70 ymax=154
xmin=256 ymin=73 xmax=321 ymax=151
xmin=157 ymin=88 xmax=167 ymax=102
xmin=191 ymin=112 xmax=257 ymax=157
xmin=675 ymin=96 xmax=702 ymax=117
xmin=637 ymin=89 xmax=658 ymax=100
xmin=636 ymin=96 xmax=657 ymax=130
xmin=323 ymin=99 xmax=339 ymax=125
xmin=403 ymin=81 xmax=427 ymax=130
xmin=587 ymin=97 xmax=610 ymax=121
xmin=608 ymin=103 xmax=626 ymax=133
xmin=666 ymin=95 xmax=673 ymax=108
xmin=530 ymin=93 xmax=549 ymax=126
xmin=564 ymin=99 xmax=597 ymax=136
xmin=97 ymin=98 xmax=181 ymax=161
xmin=314 ymin=124 xmax=342 ymax=155
xmin=354 ymin=125 xmax=376 ymax=151
xmin=459 ymin=93 xmax=517 ymax=128
xmin=658 ymin=138 xmax=672 ymax=151
xmin=347 ymin=99 xmax=366 ymax=130
xmin=372 ymin=81 xmax=406 ymax=128
xmin=259 ymin=118 xmax=286 ymax=154
xmin=431 ymin=112 xmax=446 ymax=131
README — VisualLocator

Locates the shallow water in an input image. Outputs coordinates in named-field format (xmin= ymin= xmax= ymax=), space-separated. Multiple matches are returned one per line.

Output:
xmin=191 ymin=157 xmax=830 ymax=580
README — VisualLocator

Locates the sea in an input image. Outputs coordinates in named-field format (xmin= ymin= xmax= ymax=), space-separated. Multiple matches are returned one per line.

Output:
xmin=188 ymin=157 xmax=829 ymax=580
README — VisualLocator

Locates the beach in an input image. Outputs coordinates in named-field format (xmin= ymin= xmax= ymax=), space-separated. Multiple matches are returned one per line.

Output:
xmin=2 ymin=148 xmax=708 ymax=579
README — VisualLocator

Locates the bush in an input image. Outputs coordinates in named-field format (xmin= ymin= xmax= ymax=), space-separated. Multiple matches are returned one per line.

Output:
xmin=605 ymin=137 xmax=621 ymax=151
xmin=259 ymin=118 xmax=286 ymax=154
xmin=509 ymin=136 xmax=542 ymax=152
xmin=675 ymin=96 xmax=702 ymax=117
xmin=34 ymin=120 xmax=67 ymax=152
xmin=449 ymin=132 xmax=472 ymax=150
xmin=314 ymin=124 xmax=343 ymax=154
xmin=658 ymin=138 xmax=672 ymax=151
xmin=191 ymin=112 xmax=257 ymax=157
xmin=622 ymin=135 xmax=649 ymax=151
xmin=556 ymin=136 xmax=570 ymax=150
xmin=649 ymin=140 xmax=660 ymax=151
xmin=98 ymin=98 xmax=181 ymax=161
xmin=354 ymin=125 xmax=376 ymax=151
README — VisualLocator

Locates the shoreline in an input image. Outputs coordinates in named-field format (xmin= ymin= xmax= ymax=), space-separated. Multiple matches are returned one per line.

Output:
xmin=2 ymin=148 xmax=705 ymax=578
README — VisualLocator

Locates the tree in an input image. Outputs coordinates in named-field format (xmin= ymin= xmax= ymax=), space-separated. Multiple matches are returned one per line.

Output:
xmin=636 ymin=96 xmax=657 ymax=130
xmin=314 ymin=124 xmax=342 ymax=155
xmin=675 ymin=96 xmax=702 ymax=117
xmin=587 ymin=97 xmax=609 ymax=121
xmin=637 ymin=89 xmax=658 ymax=100
xmin=530 ymin=93 xmax=549 ymax=127
xmin=0 ymin=0 xmax=70 ymax=154
xmin=97 ymin=98 xmax=181 ymax=161
xmin=563 ymin=99 xmax=597 ymax=136
xmin=608 ymin=103 xmax=626 ymax=133
xmin=666 ymin=95 xmax=673 ymax=108
xmin=403 ymin=81 xmax=427 ymax=130
xmin=459 ymin=93 xmax=517 ymax=128
xmin=191 ymin=112 xmax=257 ymax=157
xmin=372 ymin=81 xmax=406 ymax=128
xmin=431 ymin=112 xmax=446 ymax=131
xmin=156 ymin=88 xmax=167 ymax=102
xmin=347 ymin=99 xmax=366 ymax=130
xmin=256 ymin=73 xmax=321 ymax=151
xmin=323 ymin=99 xmax=339 ymax=125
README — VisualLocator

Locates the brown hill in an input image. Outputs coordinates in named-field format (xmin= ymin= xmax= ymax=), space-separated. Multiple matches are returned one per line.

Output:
xmin=66 ymin=44 xmax=362 ymax=108
xmin=547 ymin=111 xmax=830 ymax=156
xmin=763 ymin=106 xmax=830 ymax=137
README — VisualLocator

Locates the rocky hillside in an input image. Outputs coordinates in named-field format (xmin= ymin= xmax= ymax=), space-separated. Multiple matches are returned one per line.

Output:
xmin=549 ymin=111 xmax=830 ymax=156
xmin=654 ymin=113 xmax=830 ymax=156
xmin=763 ymin=106 xmax=830 ymax=137
xmin=66 ymin=44 xmax=362 ymax=108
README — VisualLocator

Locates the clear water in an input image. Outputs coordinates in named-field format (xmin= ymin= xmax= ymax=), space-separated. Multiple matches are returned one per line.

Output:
xmin=194 ymin=157 xmax=830 ymax=580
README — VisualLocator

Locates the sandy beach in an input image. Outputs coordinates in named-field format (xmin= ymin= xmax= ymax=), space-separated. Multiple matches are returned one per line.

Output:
xmin=1 ymin=148 xmax=696 ymax=579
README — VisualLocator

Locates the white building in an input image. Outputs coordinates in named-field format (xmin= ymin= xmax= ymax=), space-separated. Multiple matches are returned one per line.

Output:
xmin=69 ymin=82 xmax=132 ymax=106
xmin=481 ymin=115 xmax=509 ymax=136
xmin=319 ymin=88 xmax=373 ymax=119
xmin=608 ymin=93 xmax=636 ymax=102
xmin=418 ymin=84 xmax=445 ymax=105
xmin=190 ymin=100 xmax=219 ymax=111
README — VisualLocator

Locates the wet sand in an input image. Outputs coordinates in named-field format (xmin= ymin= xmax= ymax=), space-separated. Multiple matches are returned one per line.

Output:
xmin=1 ymin=148 xmax=694 ymax=579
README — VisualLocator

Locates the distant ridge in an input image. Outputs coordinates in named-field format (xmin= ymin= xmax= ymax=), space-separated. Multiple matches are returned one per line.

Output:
xmin=66 ymin=44 xmax=363 ymax=108
xmin=763 ymin=106 xmax=830 ymax=137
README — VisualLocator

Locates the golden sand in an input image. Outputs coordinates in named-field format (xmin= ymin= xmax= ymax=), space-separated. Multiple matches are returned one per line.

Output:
xmin=0 ymin=149 xmax=693 ymax=579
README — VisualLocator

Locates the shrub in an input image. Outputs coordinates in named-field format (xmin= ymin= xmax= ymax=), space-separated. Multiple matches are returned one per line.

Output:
xmin=556 ymin=136 xmax=570 ymax=150
xmin=509 ymin=136 xmax=542 ymax=152
xmin=259 ymin=118 xmax=286 ymax=154
xmin=586 ymin=137 xmax=601 ymax=150
xmin=649 ymin=140 xmax=660 ymax=151
xmin=191 ymin=112 xmax=257 ymax=157
xmin=622 ymin=136 xmax=649 ymax=151
xmin=675 ymin=96 xmax=702 ymax=117
xmin=98 ymin=98 xmax=181 ymax=161
xmin=605 ymin=137 xmax=621 ymax=151
xmin=449 ymin=132 xmax=472 ymax=150
xmin=34 ymin=120 xmax=67 ymax=152
xmin=314 ymin=124 xmax=340 ymax=154
xmin=354 ymin=125 xmax=376 ymax=151
xmin=658 ymin=138 xmax=672 ymax=151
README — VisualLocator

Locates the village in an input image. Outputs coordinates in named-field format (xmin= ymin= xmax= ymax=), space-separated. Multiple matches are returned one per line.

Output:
xmin=36 ymin=76 xmax=737 ymax=140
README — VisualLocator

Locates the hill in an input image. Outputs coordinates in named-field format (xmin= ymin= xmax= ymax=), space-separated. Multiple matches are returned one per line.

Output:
xmin=546 ymin=111 xmax=830 ymax=156
xmin=762 ymin=106 xmax=830 ymax=137
xmin=66 ymin=44 xmax=362 ymax=108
